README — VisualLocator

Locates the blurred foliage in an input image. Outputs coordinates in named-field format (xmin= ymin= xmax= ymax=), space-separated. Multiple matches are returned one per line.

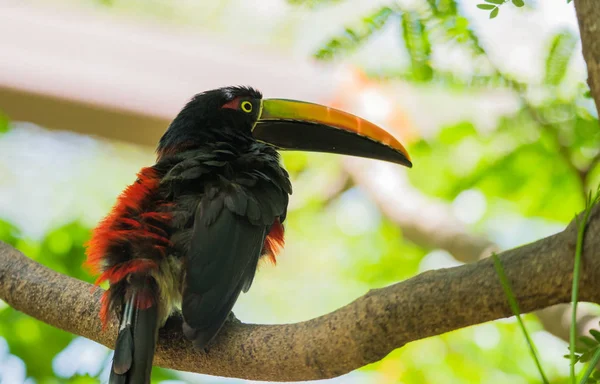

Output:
xmin=545 ymin=30 xmax=578 ymax=86
xmin=314 ymin=6 xmax=394 ymax=60
xmin=0 ymin=220 xmax=178 ymax=383
xmin=363 ymin=318 xmax=560 ymax=383
xmin=0 ymin=219 xmax=85 ymax=382
xmin=315 ymin=0 xmax=599 ymax=223
xmin=408 ymin=115 xmax=586 ymax=221
xmin=0 ymin=111 xmax=8 ymax=134
xmin=308 ymin=0 xmax=599 ymax=382
xmin=401 ymin=12 xmax=433 ymax=81
xmin=286 ymin=0 xmax=344 ymax=8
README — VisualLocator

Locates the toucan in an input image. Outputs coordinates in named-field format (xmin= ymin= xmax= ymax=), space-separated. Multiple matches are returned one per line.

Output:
xmin=85 ymin=86 xmax=412 ymax=383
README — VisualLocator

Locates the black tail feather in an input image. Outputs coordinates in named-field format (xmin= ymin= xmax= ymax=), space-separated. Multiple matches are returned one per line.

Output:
xmin=109 ymin=292 xmax=159 ymax=384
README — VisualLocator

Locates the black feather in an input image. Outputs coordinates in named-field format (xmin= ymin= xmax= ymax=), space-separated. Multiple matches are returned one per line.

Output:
xmin=112 ymin=326 xmax=133 ymax=374
xmin=179 ymin=166 xmax=209 ymax=180
xmin=182 ymin=198 xmax=266 ymax=348
xmin=109 ymin=285 xmax=159 ymax=384
xmin=201 ymin=195 xmax=223 ymax=226
xmin=245 ymin=196 xmax=262 ymax=224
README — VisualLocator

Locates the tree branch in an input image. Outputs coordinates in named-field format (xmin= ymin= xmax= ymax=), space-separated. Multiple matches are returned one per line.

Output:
xmin=343 ymin=158 xmax=598 ymax=344
xmin=2 ymin=205 xmax=600 ymax=382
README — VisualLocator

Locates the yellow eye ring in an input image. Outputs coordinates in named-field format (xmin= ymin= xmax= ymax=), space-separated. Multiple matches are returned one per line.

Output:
xmin=241 ymin=101 xmax=253 ymax=113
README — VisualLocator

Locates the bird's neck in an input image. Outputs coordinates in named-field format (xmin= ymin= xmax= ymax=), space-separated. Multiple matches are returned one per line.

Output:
xmin=157 ymin=126 xmax=254 ymax=162
xmin=157 ymin=135 xmax=262 ymax=163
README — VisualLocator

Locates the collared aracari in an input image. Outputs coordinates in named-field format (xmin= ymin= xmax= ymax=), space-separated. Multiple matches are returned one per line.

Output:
xmin=85 ymin=86 xmax=412 ymax=383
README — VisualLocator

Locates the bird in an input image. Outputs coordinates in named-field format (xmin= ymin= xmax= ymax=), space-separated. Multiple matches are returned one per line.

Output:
xmin=85 ymin=86 xmax=412 ymax=383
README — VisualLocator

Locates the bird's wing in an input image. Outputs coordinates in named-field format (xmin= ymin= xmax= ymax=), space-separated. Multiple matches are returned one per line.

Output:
xmin=181 ymin=181 xmax=282 ymax=348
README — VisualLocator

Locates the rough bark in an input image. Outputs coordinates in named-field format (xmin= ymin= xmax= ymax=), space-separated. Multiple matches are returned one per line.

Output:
xmin=1 ymin=204 xmax=600 ymax=381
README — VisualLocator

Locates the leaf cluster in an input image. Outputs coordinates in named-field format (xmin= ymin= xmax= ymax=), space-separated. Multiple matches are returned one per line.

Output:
xmin=476 ymin=0 xmax=523 ymax=19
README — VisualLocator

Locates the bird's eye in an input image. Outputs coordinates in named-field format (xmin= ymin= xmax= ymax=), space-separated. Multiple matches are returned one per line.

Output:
xmin=241 ymin=101 xmax=253 ymax=113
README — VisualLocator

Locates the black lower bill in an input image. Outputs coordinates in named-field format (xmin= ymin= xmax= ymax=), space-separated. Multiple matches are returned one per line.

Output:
xmin=253 ymin=121 xmax=413 ymax=167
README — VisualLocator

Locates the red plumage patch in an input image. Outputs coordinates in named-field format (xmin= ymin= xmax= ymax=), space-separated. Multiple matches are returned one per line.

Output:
xmin=85 ymin=167 xmax=162 ymax=275
xmin=98 ymin=276 xmax=157 ymax=328
xmin=99 ymin=291 xmax=110 ymax=328
xmin=157 ymin=141 xmax=201 ymax=161
xmin=95 ymin=259 xmax=157 ymax=286
xmin=263 ymin=218 xmax=285 ymax=264
xmin=221 ymin=97 xmax=241 ymax=110
xmin=136 ymin=287 xmax=156 ymax=310
xmin=140 ymin=212 xmax=172 ymax=221
xmin=85 ymin=166 xmax=172 ymax=328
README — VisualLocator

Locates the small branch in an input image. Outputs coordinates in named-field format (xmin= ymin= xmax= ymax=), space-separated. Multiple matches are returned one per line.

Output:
xmin=1 ymin=205 xmax=600 ymax=381
xmin=584 ymin=150 xmax=600 ymax=183
xmin=288 ymin=169 xmax=353 ymax=211
xmin=344 ymin=158 xmax=498 ymax=262
xmin=320 ymin=172 xmax=353 ymax=207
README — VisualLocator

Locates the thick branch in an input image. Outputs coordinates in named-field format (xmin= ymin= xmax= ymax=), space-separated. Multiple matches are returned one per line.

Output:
xmin=1 ymin=206 xmax=600 ymax=381
xmin=344 ymin=158 xmax=597 ymax=344
xmin=330 ymin=160 xmax=590 ymax=343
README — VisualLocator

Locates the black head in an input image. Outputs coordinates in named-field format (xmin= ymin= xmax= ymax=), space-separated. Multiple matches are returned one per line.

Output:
xmin=157 ymin=85 xmax=412 ymax=167
xmin=157 ymin=86 xmax=263 ymax=158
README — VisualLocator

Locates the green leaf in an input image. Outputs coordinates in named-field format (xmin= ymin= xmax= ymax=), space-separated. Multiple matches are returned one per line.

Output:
xmin=580 ymin=349 xmax=597 ymax=363
xmin=490 ymin=7 xmax=499 ymax=18
xmin=580 ymin=336 xmax=599 ymax=348
xmin=485 ymin=0 xmax=505 ymax=3
xmin=438 ymin=122 xmax=478 ymax=145
xmin=544 ymin=30 xmax=577 ymax=85
xmin=477 ymin=4 xmax=496 ymax=9
xmin=314 ymin=6 xmax=394 ymax=60
xmin=590 ymin=329 xmax=600 ymax=343
xmin=579 ymin=348 xmax=600 ymax=383
xmin=584 ymin=90 xmax=592 ymax=98
xmin=569 ymin=343 xmax=589 ymax=354
xmin=427 ymin=0 xmax=458 ymax=16
xmin=512 ymin=0 xmax=524 ymax=6
xmin=401 ymin=12 xmax=433 ymax=81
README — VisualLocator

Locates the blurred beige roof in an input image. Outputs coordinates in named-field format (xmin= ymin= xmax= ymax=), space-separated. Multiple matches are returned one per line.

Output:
xmin=0 ymin=2 xmax=338 ymax=146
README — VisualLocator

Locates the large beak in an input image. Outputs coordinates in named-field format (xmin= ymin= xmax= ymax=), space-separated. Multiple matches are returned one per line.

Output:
xmin=253 ymin=99 xmax=412 ymax=167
